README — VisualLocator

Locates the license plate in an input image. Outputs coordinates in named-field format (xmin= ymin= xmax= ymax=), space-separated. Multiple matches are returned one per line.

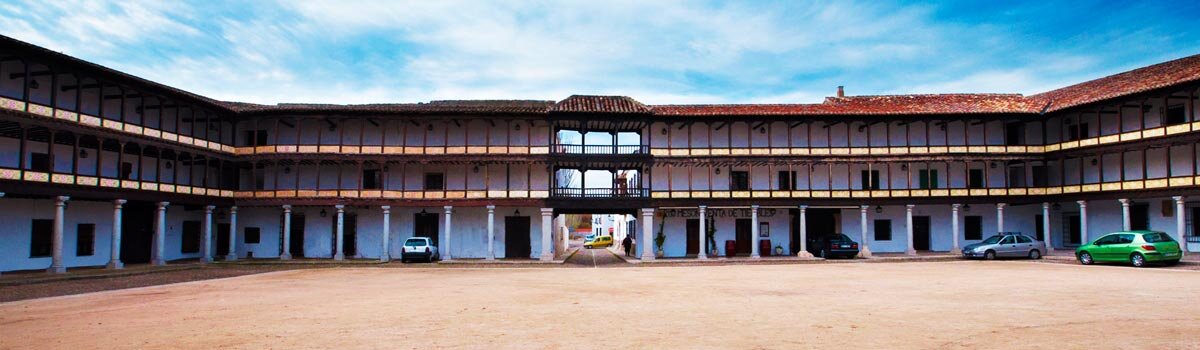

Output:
xmin=839 ymin=245 xmax=849 ymax=248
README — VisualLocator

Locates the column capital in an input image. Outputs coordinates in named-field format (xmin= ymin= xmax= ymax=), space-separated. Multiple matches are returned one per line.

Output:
xmin=797 ymin=204 xmax=808 ymax=210
xmin=860 ymin=205 xmax=869 ymax=212
xmin=641 ymin=208 xmax=655 ymax=216
xmin=1173 ymin=196 xmax=1185 ymax=203
xmin=204 ymin=205 xmax=216 ymax=213
xmin=335 ymin=204 xmax=346 ymax=211
xmin=996 ymin=203 xmax=1007 ymax=209
xmin=952 ymin=203 xmax=961 ymax=210
xmin=229 ymin=206 xmax=238 ymax=213
xmin=113 ymin=199 xmax=127 ymax=207
xmin=282 ymin=205 xmax=292 ymax=212
xmin=55 ymin=195 xmax=70 ymax=203
xmin=906 ymin=204 xmax=915 ymax=210
xmin=1076 ymin=200 xmax=1087 ymax=208
xmin=1042 ymin=202 xmax=1050 ymax=209
xmin=1118 ymin=198 xmax=1130 ymax=206
xmin=486 ymin=204 xmax=495 ymax=210
xmin=157 ymin=201 xmax=170 ymax=209
xmin=381 ymin=205 xmax=391 ymax=211
xmin=750 ymin=204 xmax=759 ymax=210
xmin=540 ymin=207 xmax=554 ymax=215
xmin=698 ymin=205 xmax=707 ymax=210
xmin=443 ymin=205 xmax=453 ymax=213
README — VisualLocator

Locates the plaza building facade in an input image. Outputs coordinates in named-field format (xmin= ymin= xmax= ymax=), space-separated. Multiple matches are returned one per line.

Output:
xmin=1 ymin=34 xmax=1199 ymax=273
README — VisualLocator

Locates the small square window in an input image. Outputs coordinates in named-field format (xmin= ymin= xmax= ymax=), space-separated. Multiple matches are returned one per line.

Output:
xmin=244 ymin=227 xmax=261 ymax=244
xmin=424 ymin=173 xmax=445 ymax=190
xmin=76 ymin=223 xmax=95 ymax=256
xmin=873 ymin=219 xmax=892 ymax=241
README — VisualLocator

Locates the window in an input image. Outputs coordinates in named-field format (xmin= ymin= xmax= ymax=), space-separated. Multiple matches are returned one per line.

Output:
xmin=362 ymin=169 xmax=381 ymax=190
xmin=1115 ymin=234 xmax=1134 ymax=244
xmin=76 ymin=224 xmax=95 ymax=256
xmin=1165 ymin=104 xmax=1187 ymax=125
xmin=424 ymin=173 xmax=445 ymax=190
xmin=965 ymin=216 xmax=983 ymax=240
xmin=1031 ymin=165 xmax=1048 ymax=187
xmin=244 ymin=227 xmax=261 ymax=244
xmin=968 ymin=169 xmax=984 ymax=188
xmin=1067 ymin=123 xmax=1089 ymax=141
xmin=1005 ymin=122 xmax=1023 ymax=145
xmin=30 ymin=152 xmax=50 ymax=172
xmin=730 ymin=171 xmax=749 ymax=191
xmin=1008 ymin=165 xmax=1024 ymax=187
xmin=121 ymin=162 xmax=133 ymax=180
xmin=777 ymin=171 xmax=796 ymax=190
xmin=873 ymin=219 xmax=892 ymax=241
xmin=244 ymin=130 xmax=268 ymax=146
xmin=999 ymin=236 xmax=1015 ymax=244
xmin=1095 ymin=234 xmax=1118 ymax=245
xmin=918 ymin=169 xmax=939 ymax=189
xmin=1015 ymin=235 xmax=1033 ymax=244
xmin=1142 ymin=232 xmax=1174 ymax=243
xmin=181 ymin=220 xmax=201 ymax=253
xmin=860 ymin=170 xmax=880 ymax=190
xmin=30 ymin=219 xmax=52 ymax=257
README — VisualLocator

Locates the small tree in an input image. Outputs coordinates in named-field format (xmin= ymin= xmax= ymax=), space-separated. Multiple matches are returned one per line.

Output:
xmin=655 ymin=214 xmax=666 ymax=252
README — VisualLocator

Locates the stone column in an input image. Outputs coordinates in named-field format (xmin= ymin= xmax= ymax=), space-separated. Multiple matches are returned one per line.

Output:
xmin=697 ymin=205 xmax=708 ymax=259
xmin=797 ymin=205 xmax=813 ymax=258
xmin=540 ymin=208 xmax=554 ymax=261
xmin=486 ymin=205 xmax=496 ymax=260
xmin=905 ymin=204 xmax=916 ymax=256
xmin=280 ymin=205 xmax=293 ymax=260
xmin=1078 ymin=200 xmax=1089 ymax=244
xmin=152 ymin=201 xmax=169 ymax=266
xmin=442 ymin=206 xmax=453 ymax=261
xmin=750 ymin=205 xmax=760 ymax=258
xmin=858 ymin=205 xmax=872 ymax=258
xmin=49 ymin=196 xmax=69 ymax=273
xmin=1119 ymin=198 xmax=1131 ymax=231
xmin=226 ymin=206 xmax=238 ymax=261
xmin=996 ymin=203 xmax=1007 ymax=233
xmin=334 ymin=205 xmax=345 ymax=260
xmin=1042 ymin=203 xmax=1054 ymax=253
xmin=1174 ymin=196 xmax=1188 ymax=255
xmin=640 ymin=208 xmax=655 ymax=260
xmin=381 ymin=206 xmax=391 ymax=262
xmin=201 ymin=205 xmax=215 ymax=263
xmin=108 ymin=199 xmax=126 ymax=269
xmin=949 ymin=204 xmax=961 ymax=254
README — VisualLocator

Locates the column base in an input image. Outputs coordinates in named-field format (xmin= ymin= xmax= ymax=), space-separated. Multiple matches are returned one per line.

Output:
xmin=107 ymin=261 xmax=125 ymax=269
xmin=152 ymin=259 xmax=166 ymax=266
xmin=280 ymin=253 xmax=292 ymax=260
xmin=539 ymin=253 xmax=553 ymax=261
xmin=858 ymin=246 xmax=873 ymax=259
xmin=48 ymin=265 xmax=66 ymax=274
xmin=200 ymin=257 xmax=212 ymax=264
xmin=947 ymin=248 xmax=962 ymax=255
xmin=750 ymin=253 xmax=761 ymax=259
xmin=380 ymin=257 xmax=390 ymax=263
xmin=697 ymin=254 xmax=708 ymax=260
xmin=225 ymin=254 xmax=237 ymax=262
xmin=485 ymin=256 xmax=496 ymax=261
xmin=640 ymin=254 xmax=655 ymax=261
xmin=904 ymin=249 xmax=917 ymax=256
xmin=334 ymin=254 xmax=345 ymax=261
xmin=796 ymin=251 xmax=814 ymax=258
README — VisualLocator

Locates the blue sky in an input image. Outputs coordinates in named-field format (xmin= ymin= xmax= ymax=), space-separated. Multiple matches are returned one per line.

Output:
xmin=1 ymin=0 xmax=1198 ymax=105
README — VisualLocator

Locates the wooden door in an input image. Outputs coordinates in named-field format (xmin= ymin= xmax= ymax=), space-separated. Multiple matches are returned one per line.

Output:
xmin=504 ymin=216 xmax=531 ymax=259
xmin=913 ymin=216 xmax=930 ymax=251
xmin=685 ymin=219 xmax=699 ymax=256
xmin=735 ymin=219 xmax=753 ymax=256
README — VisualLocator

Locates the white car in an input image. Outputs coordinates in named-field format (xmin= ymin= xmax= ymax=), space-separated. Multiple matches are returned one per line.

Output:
xmin=401 ymin=237 xmax=440 ymax=263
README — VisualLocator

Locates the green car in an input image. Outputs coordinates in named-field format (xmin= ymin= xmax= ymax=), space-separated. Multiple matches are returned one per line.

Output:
xmin=1075 ymin=231 xmax=1182 ymax=267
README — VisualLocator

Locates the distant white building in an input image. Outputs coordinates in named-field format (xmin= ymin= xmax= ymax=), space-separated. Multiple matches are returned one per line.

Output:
xmin=0 ymin=35 xmax=1198 ymax=273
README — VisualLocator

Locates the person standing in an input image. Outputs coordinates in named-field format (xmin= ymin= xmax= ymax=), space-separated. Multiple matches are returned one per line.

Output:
xmin=622 ymin=234 xmax=633 ymax=257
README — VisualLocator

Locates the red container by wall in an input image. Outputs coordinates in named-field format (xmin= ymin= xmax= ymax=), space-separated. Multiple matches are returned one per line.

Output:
xmin=759 ymin=240 xmax=772 ymax=257
xmin=724 ymin=240 xmax=737 ymax=257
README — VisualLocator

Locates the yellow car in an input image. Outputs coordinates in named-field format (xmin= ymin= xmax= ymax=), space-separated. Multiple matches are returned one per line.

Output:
xmin=584 ymin=236 xmax=614 ymax=249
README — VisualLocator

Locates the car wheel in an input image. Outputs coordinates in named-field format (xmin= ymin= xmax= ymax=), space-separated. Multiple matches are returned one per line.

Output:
xmin=1078 ymin=252 xmax=1093 ymax=265
xmin=984 ymin=250 xmax=996 ymax=260
xmin=1130 ymin=253 xmax=1146 ymax=268
xmin=1028 ymin=250 xmax=1041 ymax=260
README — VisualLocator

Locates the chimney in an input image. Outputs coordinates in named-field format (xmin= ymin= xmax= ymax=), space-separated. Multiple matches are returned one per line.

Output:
xmin=837 ymin=86 xmax=845 ymax=98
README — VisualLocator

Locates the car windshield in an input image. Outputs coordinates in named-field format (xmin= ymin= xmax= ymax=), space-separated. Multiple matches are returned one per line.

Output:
xmin=831 ymin=234 xmax=853 ymax=242
xmin=404 ymin=239 xmax=426 ymax=247
xmin=1141 ymin=232 xmax=1174 ymax=243
xmin=979 ymin=235 xmax=1003 ymax=244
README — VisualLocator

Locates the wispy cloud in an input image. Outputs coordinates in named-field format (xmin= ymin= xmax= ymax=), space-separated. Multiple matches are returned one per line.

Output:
xmin=1 ymin=0 xmax=1198 ymax=105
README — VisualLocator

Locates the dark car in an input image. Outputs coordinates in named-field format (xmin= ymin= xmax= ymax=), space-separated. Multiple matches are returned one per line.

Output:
xmin=807 ymin=233 xmax=860 ymax=258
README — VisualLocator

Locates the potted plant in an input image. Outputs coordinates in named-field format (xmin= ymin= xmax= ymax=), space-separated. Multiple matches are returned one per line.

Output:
xmin=774 ymin=245 xmax=784 ymax=256
xmin=706 ymin=217 xmax=719 ymax=257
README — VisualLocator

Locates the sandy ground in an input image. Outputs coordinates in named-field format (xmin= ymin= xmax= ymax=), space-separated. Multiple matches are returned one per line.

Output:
xmin=1 ymin=261 xmax=1198 ymax=349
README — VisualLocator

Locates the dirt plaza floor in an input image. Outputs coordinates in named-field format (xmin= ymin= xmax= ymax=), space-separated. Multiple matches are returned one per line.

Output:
xmin=1 ymin=261 xmax=1198 ymax=349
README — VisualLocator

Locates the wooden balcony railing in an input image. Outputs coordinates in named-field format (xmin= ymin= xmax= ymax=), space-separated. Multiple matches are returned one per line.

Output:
xmin=551 ymin=144 xmax=649 ymax=155
xmin=551 ymin=187 xmax=650 ymax=198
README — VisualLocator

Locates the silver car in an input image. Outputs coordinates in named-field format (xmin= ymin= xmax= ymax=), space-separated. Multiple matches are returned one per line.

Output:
xmin=962 ymin=232 xmax=1046 ymax=260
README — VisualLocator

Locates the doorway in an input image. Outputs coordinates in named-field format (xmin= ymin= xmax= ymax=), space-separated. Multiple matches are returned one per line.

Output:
xmin=216 ymin=223 xmax=231 ymax=258
xmin=120 ymin=202 xmax=155 ymax=264
xmin=1064 ymin=213 xmax=1081 ymax=245
xmin=913 ymin=216 xmax=931 ymax=251
xmin=504 ymin=216 xmax=531 ymax=259
xmin=288 ymin=215 xmax=306 ymax=258
xmin=415 ymin=212 xmax=439 ymax=246
xmin=332 ymin=213 xmax=358 ymax=257
xmin=1131 ymin=203 xmax=1149 ymax=230
xmin=735 ymin=219 xmax=753 ymax=256
xmin=685 ymin=219 xmax=699 ymax=256
xmin=801 ymin=209 xmax=841 ymax=254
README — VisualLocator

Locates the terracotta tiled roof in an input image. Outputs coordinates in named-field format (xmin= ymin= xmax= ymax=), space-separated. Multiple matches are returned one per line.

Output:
xmin=551 ymin=95 xmax=652 ymax=113
xmin=1032 ymin=53 xmax=1200 ymax=112
xmin=223 ymin=100 xmax=554 ymax=115
xmin=652 ymin=94 xmax=1042 ymax=116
